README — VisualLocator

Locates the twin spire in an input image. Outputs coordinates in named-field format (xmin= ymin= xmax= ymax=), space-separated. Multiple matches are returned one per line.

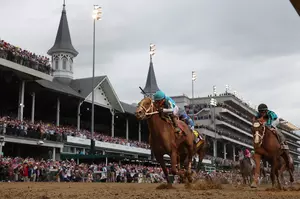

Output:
xmin=142 ymin=44 xmax=160 ymax=96
xmin=48 ymin=1 xmax=159 ymax=92
xmin=47 ymin=1 xmax=78 ymax=56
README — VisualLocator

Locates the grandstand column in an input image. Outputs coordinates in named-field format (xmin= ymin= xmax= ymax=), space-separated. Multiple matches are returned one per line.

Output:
xmin=232 ymin=145 xmax=236 ymax=161
xmin=126 ymin=118 xmax=129 ymax=140
xmin=223 ymin=143 xmax=227 ymax=159
xmin=213 ymin=140 xmax=217 ymax=158
xmin=111 ymin=109 xmax=115 ymax=137
xmin=56 ymin=97 xmax=60 ymax=126
xmin=17 ymin=80 xmax=25 ymax=121
xmin=31 ymin=92 xmax=35 ymax=123
xmin=53 ymin=147 xmax=56 ymax=160
xmin=138 ymin=121 xmax=141 ymax=142
xmin=77 ymin=101 xmax=81 ymax=130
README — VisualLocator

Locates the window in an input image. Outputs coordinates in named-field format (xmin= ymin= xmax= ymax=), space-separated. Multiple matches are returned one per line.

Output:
xmin=55 ymin=59 xmax=59 ymax=70
xmin=62 ymin=58 xmax=67 ymax=70
xmin=70 ymin=62 xmax=72 ymax=72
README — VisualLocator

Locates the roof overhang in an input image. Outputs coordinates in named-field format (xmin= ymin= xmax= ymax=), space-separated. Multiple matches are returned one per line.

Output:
xmin=84 ymin=76 xmax=124 ymax=113
xmin=0 ymin=58 xmax=53 ymax=81
xmin=100 ymin=77 xmax=124 ymax=113
xmin=291 ymin=0 xmax=300 ymax=16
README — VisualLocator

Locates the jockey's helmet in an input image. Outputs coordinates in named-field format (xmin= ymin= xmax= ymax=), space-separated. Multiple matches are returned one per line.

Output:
xmin=258 ymin=103 xmax=268 ymax=112
xmin=153 ymin=90 xmax=165 ymax=101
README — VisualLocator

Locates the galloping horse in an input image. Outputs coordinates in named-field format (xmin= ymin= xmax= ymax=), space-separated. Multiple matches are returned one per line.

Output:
xmin=238 ymin=151 xmax=255 ymax=185
xmin=135 ymin=97 xmax=196 ymax=186
xmin=250 ymin=117 xmax=294 ymax=189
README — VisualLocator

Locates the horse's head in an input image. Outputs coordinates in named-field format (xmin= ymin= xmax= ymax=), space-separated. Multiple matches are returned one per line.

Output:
xmin=252 ymin=118 xmax=266 ymax=147
xmin=135 ymin=97 xmax=157 ymax=120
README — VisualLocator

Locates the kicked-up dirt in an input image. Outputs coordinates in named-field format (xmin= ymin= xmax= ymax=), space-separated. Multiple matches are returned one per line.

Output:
xmin=0 ymin=182 xmax=299 ymax=199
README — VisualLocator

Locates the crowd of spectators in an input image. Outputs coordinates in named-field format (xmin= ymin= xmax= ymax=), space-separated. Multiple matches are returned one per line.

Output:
xmin=0 ymin=39 xmax=52 ymax=75
xmin=0 ymin=156 xmax=299 ymax=184
xmin=0 ymin=116 xmax=150 ymax=149
xmin=0 ymin=157 xmax=164 ymax=183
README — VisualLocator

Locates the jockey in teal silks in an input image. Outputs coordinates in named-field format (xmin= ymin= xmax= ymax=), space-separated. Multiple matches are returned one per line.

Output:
xmin=255 ymin=103 xmax=291 ymax=165
xmin=153 ymin=90 xmax=181 ymax=134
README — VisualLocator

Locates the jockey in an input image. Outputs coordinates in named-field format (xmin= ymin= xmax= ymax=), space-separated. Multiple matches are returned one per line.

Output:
xmin=178 ymin=108 xmax=194 ymax=131
xmin=153 ymin=90 xmax=181 ymax=134
xmin=178 ymin=108 xmax=201 ymax=141
xmin=244 ymin=149 xmax=251 ymax=158
xmin=256 ymin=103 xmax=291 ymax=163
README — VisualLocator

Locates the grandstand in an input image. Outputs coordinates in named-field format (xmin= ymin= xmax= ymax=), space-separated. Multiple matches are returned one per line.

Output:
xmin=171 ymin=92 xmax=300 ymax=167
xmin=0 ymin=2 xmax=299 ymax=170
xmin=0 ymin=3 xmax=151 ymax=164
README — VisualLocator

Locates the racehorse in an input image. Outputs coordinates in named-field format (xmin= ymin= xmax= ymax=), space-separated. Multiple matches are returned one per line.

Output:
xmin=250 ymin=117 xmax=294 ymax=189
xmin=135 ymin=97 xmax=195 ymax=187
xmin=238 ymin=151 xmax=255 ymax=185
xmin=177 ymin=131 xmax=209 ymax=172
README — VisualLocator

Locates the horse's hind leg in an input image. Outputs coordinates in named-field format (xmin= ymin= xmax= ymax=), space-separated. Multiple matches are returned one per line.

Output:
xmin=186 ymin=146 xmax=193 ymax=183
xmin=273 ymin=158 xmax=281 ymax=189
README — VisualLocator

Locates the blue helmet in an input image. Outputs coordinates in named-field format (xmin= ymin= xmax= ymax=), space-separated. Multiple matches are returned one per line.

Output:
xmin=154 ymin=90 xmax=165 ymax=101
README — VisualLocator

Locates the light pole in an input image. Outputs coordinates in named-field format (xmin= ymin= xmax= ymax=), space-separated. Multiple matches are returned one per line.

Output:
xmin=192 ymin=71 xmax=197 ymax=121
xmin=225 ymin=84 xmax=229 ymax=94
xmin=91 ymin=5 xmax=102 ymax=152
xmin=211 ymin=85 xmax=217 ymax=139
xmin=210 ymin=95 xmax=217 ymax=158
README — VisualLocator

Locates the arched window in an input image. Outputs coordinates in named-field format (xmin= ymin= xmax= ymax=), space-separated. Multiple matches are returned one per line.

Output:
xmin=55 ymin=58 xmax=59 ymax=70
xmin=62 ymin=58 xmax=67 ymax=70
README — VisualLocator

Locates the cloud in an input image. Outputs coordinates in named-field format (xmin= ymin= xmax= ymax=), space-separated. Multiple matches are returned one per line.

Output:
xmin=1 ymin=0 xmax=299 ymax=127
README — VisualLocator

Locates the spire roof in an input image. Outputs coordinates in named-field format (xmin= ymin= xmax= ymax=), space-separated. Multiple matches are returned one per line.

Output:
xmin=143 ymin=58 xmax=160 ymax=94
xmin=48 ymin=3 xmax=78 ymax=56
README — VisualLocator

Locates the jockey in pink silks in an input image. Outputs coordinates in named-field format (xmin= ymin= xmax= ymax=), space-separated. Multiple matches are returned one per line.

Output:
xmin=244 ymin=149 xmax=251 ymax=158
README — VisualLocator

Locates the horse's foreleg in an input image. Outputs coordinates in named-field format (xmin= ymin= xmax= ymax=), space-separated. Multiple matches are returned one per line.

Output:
xmin=154 ymin=153 xmax=169 ymax=184
xmin=251 ymin=153 xmax=261 ymax=188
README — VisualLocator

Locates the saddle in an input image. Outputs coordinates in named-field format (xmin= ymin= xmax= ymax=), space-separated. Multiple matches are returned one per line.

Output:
xmin=161 ymin=114 xmax=184 ymax=135
xmin=267 ymin=127 xmax=289 ymax=149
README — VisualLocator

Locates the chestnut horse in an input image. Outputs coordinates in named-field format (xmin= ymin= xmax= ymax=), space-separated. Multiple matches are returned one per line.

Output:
xmin=135 ymin=97 xmax=195 ymax=186
xmin=250 ymin=118 xmax=294 ymax=189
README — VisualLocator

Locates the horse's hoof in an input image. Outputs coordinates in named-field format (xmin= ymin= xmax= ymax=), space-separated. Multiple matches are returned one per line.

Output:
xmin=250 ymin=182 xmax=257 ymax=188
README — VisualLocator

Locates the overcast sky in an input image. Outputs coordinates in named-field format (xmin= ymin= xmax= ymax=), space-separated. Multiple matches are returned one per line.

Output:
xmin=1 ymin=0 xmax=300 ymax=128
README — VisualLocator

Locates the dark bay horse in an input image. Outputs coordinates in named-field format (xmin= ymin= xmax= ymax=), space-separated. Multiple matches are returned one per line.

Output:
xmin=250 ymin=118 xmax=294 ymax=189
xmin=135 ymin=97 xmax=195 ymax=186
xmin=238 ymin=151 xmax=255 ymax=185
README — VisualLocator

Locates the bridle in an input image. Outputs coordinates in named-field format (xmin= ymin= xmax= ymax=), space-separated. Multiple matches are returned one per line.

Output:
xmin=253 ymin=120 xmax=266 ymax=147
xmin=138 ymin=99 xmax=159 ymax=119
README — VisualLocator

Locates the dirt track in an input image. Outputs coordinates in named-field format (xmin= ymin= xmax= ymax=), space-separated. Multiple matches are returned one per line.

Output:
xmin=0 ymin=182 xmax=299 ymax=199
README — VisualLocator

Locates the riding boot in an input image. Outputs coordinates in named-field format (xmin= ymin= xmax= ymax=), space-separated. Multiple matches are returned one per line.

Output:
xmin=277 ymin=130 xmax=289 ymax=150
xmin=170 ymin=115 xmax=181 ymax=134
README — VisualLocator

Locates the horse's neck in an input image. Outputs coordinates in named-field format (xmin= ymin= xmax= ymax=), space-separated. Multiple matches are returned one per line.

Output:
xmin=147 ymin=114 xmax=168 ymax=137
